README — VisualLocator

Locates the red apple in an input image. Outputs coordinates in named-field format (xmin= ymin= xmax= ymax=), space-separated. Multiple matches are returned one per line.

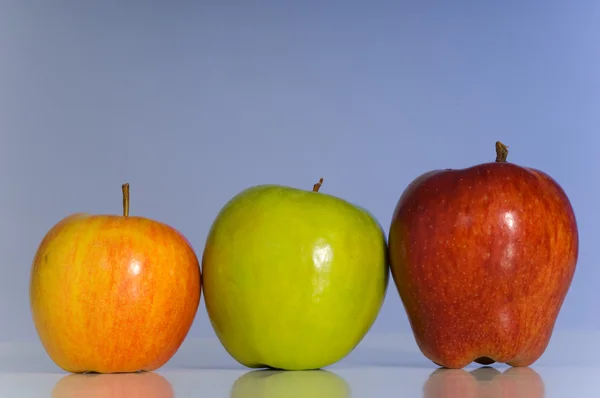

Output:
xmin=30 ymin=184 xmax=201 ymax=373
xmin=389 ymin=142 xmax=578 ymax=368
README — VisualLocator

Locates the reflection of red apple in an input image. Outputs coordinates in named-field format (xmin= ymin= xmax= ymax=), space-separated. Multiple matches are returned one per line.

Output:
xmin=30 ymin=184 xmax=202 ymax=373
xmin=51 ymin=372 xmax=174 ymax=398
xmin=389 ymin=142 xmax=578 ymax=368
xmin=423 ymin=367 xmax=545 ymax=398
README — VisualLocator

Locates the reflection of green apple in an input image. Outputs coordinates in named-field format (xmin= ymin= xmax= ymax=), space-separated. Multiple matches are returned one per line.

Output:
xmin=230 ymin=370 xmax=350 ymax=398
xmin=202 ymin=179 xmax=389 ymax=370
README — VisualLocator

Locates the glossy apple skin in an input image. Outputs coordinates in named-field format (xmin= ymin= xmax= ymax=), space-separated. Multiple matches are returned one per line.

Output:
xmin=389 ymin=162 xmax=578 ymax=369
xmin=51 ymin=372 xmax=174 ymax=398
xmin=30 ymin=213 xmax=201 ymax=373
xmin=202 ymin=185 xmax=389 ymax=370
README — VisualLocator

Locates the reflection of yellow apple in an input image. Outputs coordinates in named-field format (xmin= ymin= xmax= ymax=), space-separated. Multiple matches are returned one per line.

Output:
xmin=423 ymin=366 xmax=545 ymax=398
xmin=51 ymin=372 xmax=174 ymax=398
xmin=203 ymin=179 xmax=388 ymax=370
xmin=231 ymin=369 xmax=351 ymax=398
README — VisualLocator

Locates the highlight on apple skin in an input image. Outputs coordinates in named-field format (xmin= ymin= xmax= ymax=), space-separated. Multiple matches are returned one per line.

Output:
xmin=388 ymin=142 xmax=578 ymax=369
xmin=29 ymin=183 xmax=202 ymax=374
xmin=202 ymin=178 xmax=389 ymax=371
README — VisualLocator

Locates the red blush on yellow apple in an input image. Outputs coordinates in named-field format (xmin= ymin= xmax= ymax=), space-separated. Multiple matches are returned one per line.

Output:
xmin=30 ymin=183 xmax=201 ymax=373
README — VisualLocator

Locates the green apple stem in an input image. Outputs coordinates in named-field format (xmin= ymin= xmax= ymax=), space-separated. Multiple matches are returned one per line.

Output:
xmin=495 ymin=141 xmax=509 ymax=162
xmin=312 ymin=178 xmax=324 ymax=192
xmin=122 ymin=183 xmax=130 ymax=217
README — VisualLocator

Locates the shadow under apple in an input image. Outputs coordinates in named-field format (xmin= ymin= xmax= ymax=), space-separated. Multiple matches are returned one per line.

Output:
xmin=423 ymin=366 xmax=545 ymax=398
xmin=51 ymin=371 xmax=174 ymax=398
xmin=230 ymin=369 xmax=351 ymax=398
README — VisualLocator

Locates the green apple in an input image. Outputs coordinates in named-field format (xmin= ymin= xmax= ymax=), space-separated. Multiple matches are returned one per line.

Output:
xmin=202 ymin=179 xmax=389 ymax=370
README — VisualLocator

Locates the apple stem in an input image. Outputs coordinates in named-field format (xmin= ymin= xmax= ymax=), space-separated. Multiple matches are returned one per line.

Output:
xmin=312 ymin=178 xmax=324 ymax=192
xmin=122 ymin=183 xmax=130 ymax=217
xmin=495 ymin=141 xmax=509 ymax=162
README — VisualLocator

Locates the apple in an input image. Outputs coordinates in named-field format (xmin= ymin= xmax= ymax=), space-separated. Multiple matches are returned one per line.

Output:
xmin=202 ymin=178 xmax=389 ymax=370
xmin=30 ymin=183 xmax=201 ymax=373
xmin=423 ymin=367 xmax=544 ymax=398
xmin=51 ymin=372 xmax=174 ymax=398
xmin=389 ymin=142 xmax=578 ymax=368
xmin=231 ymin=370 xmax=351 ymax=398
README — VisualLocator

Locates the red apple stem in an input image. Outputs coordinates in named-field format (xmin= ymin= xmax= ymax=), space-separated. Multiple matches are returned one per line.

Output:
xmin=495 ymin=141 xmax=509 ymax=162
xmin=312 ymin=178 xmax=324 ymax=192
xmin=122 ymin=183 xmax=130 ymax=217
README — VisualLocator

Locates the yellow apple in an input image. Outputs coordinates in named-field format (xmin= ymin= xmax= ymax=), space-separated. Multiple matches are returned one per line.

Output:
xmin=30 ymin=184 xmax=201 ymax=373
xmin=202 ymin=178 xmax=389 ymax=370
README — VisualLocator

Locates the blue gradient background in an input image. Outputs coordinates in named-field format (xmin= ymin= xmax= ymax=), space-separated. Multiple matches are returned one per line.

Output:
xmin=0 ymin=1 xmax=597 ymax=343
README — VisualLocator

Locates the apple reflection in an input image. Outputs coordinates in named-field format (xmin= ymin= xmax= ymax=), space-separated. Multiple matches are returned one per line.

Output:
xmin=231 ymin=369 xmax=350 ymax=398
xmin=51 ymin=371 xmax=174 ymax=398
xmin=423 ymin=366 xmax=545 ymax=398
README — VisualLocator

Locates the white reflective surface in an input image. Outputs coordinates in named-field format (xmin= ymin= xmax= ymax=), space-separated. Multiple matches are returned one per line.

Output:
xmin=0 ymin=331 xmax=597 ymax=397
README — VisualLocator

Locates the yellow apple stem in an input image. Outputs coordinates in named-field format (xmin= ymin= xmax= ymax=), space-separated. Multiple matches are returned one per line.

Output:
xmin=122 ymin=183 xmax=130 ymax=217
xmin=312 ymin=178 xmax=324 ymax=192
xmin=495 ymin=141 xmax=509 ymax=162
